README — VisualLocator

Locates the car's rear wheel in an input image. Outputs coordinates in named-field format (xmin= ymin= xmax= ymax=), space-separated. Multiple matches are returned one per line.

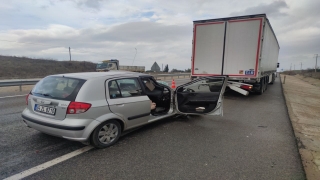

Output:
xmin=91 ymin=120 xmax=121 ymax=148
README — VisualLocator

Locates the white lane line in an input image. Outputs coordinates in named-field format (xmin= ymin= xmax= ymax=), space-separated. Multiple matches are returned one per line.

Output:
xmin=4 ymin=146 xmax=94 ymax=180
xmin=0 ymin=94 xmax=27 ymax=99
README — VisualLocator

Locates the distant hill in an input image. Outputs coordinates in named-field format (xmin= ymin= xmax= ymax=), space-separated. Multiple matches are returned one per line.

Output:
xmin=0 ymin=55 xmax=97 ymax=79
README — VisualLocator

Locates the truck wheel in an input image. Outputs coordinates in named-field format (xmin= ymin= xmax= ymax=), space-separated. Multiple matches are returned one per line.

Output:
xmin=265 ymin=77 xmax=268 ymax=90
xmin=270 ymin=74 xmax=275 ymax=84
xmin=258 ymin=78 xmax=265 ymax=95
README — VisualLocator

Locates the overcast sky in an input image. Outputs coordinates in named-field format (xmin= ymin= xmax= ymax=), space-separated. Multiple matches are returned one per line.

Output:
xmin=0 ymin=0 xmax=319 ymax=71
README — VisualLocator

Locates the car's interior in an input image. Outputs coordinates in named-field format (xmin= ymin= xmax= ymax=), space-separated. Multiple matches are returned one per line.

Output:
xmin=176 ymin=89 xmax=220 ymax=114
xmin=175 ymin=79 xmax=223 ymax=114
xmin=140 ymin=77 xmax=171 ymax=116
xmin=140 ymin=77 xmax=224 ymax=115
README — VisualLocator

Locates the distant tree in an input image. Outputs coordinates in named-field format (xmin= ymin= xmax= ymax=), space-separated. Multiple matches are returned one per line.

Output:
xmin=171 ymin=69 xmax=184 ymax=73
xmin=163 ymin=64 xmax=169 ymax=72
xmin=185 ymin=68 xmax=191 ymax=72
xmin=171 ymin=68 xmax=177 ymax=72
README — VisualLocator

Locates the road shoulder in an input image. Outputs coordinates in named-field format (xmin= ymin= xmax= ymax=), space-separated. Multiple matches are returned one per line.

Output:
xmin=281 ymin=74 xmax=320 ymax=180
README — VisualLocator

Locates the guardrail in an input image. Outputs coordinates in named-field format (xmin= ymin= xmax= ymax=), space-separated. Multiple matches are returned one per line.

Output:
xmin=0 ymin=79 xmax=42 ymax=91
xmin=153 ymin=73 xmax=190 ymax=80
xmin=0 ymin=73 xmax=191 ymax=91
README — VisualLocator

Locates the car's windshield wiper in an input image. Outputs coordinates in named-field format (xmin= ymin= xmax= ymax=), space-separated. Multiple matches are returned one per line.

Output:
xmin=43 ymin=93 xmax=53 ymax=97
xmin=33 ymin=92 xmax=54 ymax=97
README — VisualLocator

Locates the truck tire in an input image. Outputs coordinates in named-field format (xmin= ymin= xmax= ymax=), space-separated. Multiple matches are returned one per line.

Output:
xmin=270 ymin=73 xmax=275 ymax=84
xmin=265 ymin=76 xmax=268 ymax=90
xmin=264 ymin=76 xmax=269 ymax=91
xmin=257 ymin=78 xmax=265 ymax=95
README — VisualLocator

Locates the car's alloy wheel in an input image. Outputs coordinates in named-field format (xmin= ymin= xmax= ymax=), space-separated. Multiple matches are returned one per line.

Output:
xmin=91 ymin=120 xmax=121 ymax=148
xmin=98 ymin=123 xmax=118 ymax=144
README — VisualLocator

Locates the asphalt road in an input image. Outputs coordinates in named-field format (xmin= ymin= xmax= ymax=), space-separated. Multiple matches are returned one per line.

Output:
xmin=0 ymin=77 xmax=305 ymax=179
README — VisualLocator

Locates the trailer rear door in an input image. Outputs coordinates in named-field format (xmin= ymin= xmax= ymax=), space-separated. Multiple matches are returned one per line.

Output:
xmin=192 ymin=17 xmax=264 ymax=78
xmin=192 ymin=22 xmax=225 ymax=76
xmin=223 ymin=18 xmax=263 ymax=77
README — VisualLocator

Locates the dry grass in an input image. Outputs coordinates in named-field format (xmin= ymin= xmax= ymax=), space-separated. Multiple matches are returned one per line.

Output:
xmin=281 ymin=75 xmax=320 ymax=180
xmin=0 ymin=55 xmax=96 ymax=80
xmin=282 ymin=70 xmax=320 ymax=79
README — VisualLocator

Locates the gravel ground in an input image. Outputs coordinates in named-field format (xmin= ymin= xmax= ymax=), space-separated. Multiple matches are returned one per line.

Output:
xmin=281 ymin=74 xmax=320 ymax=180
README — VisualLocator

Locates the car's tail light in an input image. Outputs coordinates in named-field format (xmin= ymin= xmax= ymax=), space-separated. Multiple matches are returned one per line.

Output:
xmin=240 ymin=85 xmax=253 ymax=91
xmin=26 ymin=94 xmax=30 ymax=105
xmin=67 ymin=102 xmax=91 ymax=114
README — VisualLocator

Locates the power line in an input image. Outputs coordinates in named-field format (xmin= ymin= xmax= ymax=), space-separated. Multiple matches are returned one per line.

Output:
xmin=314 ymin=54 xmax=318 ymax=72
xmin=69 ymin=47 xmax=71 ymax=61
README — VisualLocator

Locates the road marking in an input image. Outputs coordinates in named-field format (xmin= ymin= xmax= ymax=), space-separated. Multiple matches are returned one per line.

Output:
xmin=4 ymin=146 xmax=94 ymax=180
xmin=0 ymin=94 xmax=27 ymax=99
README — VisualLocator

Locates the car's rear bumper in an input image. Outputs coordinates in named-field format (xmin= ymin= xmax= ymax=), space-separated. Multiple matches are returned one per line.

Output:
xmin=21 ymin=109 xmax=100 ymax=142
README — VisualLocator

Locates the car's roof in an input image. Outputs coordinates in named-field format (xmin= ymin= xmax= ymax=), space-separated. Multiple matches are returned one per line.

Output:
xmin=51 ymin=71 xmax=149 ymax=80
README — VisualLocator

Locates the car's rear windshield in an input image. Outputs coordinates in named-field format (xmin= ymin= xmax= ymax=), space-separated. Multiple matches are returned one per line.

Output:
xmin=31 ymin=76 xmax=86 ymax=101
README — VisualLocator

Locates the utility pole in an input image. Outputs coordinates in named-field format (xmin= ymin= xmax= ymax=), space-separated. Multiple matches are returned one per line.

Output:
xmin=300 ymin=62 xmax=302 ymax=73
xmin=290 ymin=63 xmax=292 ymax=71
xmin=69 ymin=47 xmax=71 ymax=61
xmin=132 ymin=48 xmax=137 ymax=65
xmin=315 ymin=54 xmax=318 ymax=72
xmin=294 ymin=64 xmax=295 ymax=70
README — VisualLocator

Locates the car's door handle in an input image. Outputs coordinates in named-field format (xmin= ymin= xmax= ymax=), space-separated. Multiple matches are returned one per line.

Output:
xmin=116 ymin=104 xmax=124 ymax=107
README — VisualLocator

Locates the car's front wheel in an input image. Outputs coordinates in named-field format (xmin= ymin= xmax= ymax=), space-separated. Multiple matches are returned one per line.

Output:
xmin=91 ymin=120 xmax=121 ymax=148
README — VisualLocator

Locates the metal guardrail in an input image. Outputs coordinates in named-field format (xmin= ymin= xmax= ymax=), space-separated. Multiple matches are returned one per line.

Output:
xmin=0 ymin=73 xmax=191 ymax=91
xmin=153 ymin=73 xmax=190 ymax=80
xmin=0 ymin=78 xmax=41 ymax=91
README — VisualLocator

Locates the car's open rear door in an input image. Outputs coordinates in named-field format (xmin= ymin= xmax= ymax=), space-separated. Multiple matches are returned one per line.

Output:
xmin=174 ymin=76 xmax=228 ymax=116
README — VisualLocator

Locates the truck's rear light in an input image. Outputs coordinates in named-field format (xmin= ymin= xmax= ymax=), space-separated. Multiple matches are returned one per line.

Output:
xmin=26 ymin=94 xmax=30 ymax=105
xmin=67 ymin=102 xmax=91 ymax=114
xmin=240 ymin=85 xmax=253 ymax=91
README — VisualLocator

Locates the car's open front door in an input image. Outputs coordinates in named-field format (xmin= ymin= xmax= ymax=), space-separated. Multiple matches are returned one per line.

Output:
xmin=174 ymin=76 xmax=228 ymax=116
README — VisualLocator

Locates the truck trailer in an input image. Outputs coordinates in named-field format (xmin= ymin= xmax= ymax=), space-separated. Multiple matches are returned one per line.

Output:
xmin=191 ymin=14 xmax=280 ymax=95
xmin=96 ymin=59 xmax=145 ymax=73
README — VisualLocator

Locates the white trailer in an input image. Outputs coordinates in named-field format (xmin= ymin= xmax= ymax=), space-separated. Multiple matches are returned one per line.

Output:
xmin=191 ymin=14 xmax=280 ymax=95
xmin=96 ymin=59 xmax=145 ymax=73
xmin=119 ymin=65 xmax=145 ymax=72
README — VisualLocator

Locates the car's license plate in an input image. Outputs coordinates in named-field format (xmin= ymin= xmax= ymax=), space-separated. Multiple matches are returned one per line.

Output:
xmin=34 ymin=104 xmax=56 ymax=115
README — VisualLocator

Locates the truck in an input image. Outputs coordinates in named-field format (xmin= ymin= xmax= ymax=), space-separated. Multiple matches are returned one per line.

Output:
xmin=190 ymin=14 xmax=280 ymax=95
xmin=96 ymin=59 xmax=145 ymax=73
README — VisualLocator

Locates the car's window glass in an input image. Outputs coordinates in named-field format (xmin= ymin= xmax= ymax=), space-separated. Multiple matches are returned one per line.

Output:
xmin=179 ymin=77 xmax=225 ymax=93
xmin=108 ymin=80 xmax=121 ymax=99
xmin=117 ymin=78 xmax=141 ymax=97
xmin=108 ymin=78 xmax=142 ymax=98
xmin=31 ymin=76 xmax=86 ymax=101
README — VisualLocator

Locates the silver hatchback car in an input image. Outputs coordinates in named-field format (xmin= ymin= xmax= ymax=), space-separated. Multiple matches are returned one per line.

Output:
xmin=22 ymin=71 xmax=228 ymax=148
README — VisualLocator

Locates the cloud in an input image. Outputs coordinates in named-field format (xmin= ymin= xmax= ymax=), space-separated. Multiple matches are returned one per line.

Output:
xmin=0 ymin=22 xmax=193 ymax=70
xmin=231 ymin=1 xmax=289 ymax=17
xmin=81 ymin=0 xmax=102 ymax=9
xmin=0 ymin=0 xmax=320 ymax=71
xmin=91 ymin=21 xmax=191 ymax=42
